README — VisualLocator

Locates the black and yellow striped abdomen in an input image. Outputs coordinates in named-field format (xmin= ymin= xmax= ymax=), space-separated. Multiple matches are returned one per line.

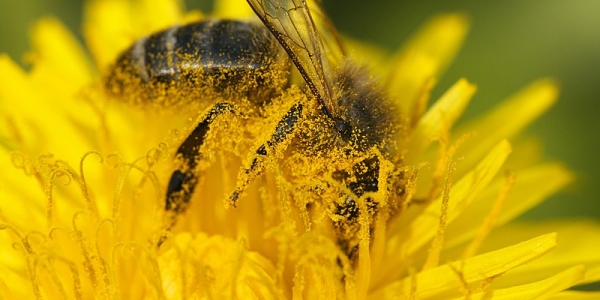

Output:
xmin=104 ymin=20 xmax=289 ymax=106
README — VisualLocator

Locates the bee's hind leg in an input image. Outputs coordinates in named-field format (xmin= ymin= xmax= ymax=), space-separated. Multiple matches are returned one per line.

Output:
xmin=164 ymin=102 xmax=235 ymax=229
xmin=229 ymin=102 xmax=303 ymax=206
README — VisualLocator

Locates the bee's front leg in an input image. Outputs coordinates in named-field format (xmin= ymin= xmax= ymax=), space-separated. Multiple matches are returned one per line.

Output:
xmin=229 ymin=102 xmax=303 ymax=205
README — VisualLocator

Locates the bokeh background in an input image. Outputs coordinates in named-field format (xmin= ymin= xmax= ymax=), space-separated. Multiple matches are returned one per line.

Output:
xmin=1 ymin=0 xmax=599 ymax=220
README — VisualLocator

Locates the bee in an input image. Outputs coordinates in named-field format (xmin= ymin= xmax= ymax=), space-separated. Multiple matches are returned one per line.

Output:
xmin=104 ymin=0 xmax=403 ymax=258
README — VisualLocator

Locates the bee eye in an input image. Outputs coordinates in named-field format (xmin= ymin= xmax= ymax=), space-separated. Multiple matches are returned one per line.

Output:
xmin=334 ymin=118 xmax=353 ymax=141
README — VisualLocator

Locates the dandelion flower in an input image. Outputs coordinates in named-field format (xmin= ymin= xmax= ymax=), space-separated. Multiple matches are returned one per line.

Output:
xmin=1 ymin=0 xmax=599 ymax=299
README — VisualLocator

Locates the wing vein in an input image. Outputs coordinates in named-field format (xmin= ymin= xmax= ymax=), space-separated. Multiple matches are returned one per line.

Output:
xmin=246 ymin=0 xmax=339 ymax=119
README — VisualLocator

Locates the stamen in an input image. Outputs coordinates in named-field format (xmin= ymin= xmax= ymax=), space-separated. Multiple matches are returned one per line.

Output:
xmin=71 ymin=212 xmax=100 ymax=292
xmin=110 ymin=155 xmax=161 ymax=222
xmin=51 ymin=257 xmax=83 ymax=300
xmin=79 ymin=151 xmax=103 ymax=218
xmin=448 ymin=263 xmax=471 ymax=300
xmin=356 ymin=197 xmax=372 ymax=299
xmin=368 ymin=215 xmax=387 ymax=283
xmin=46 ymin=168 xmax=73 ymax=228
xmin=43 ymin=258 xmax=69 ymax=299
xmin=427 ymin=126 xmax=450 ymax=203
xmin=145 ymin=142 xmax=168 ymax=168
xmin=0 ymin=227 xmax=45 ymax=299
xmin=113 ymin=242 xmax=166 ymax=298
xmin=398 ymin=165 xmax=421 ymax=214
xmin=422 ymin=158 xmax=457 ymax=270
xmin=408 ymin=266 xmax=418 ymax=300
xmin=423 ymin=133 xmax=471 ymax=270
xmin=24 ymin=231 xmax=47 ymax=253
xmin=476 ymin=273 xmax=501 ymax=295
xmin=461 ymin=171 xmax=516 ymax=259
xmin=94 ymin=219 xmax=114 ymax=295
xmin=29 ymin=258 xmax=43 ymax=300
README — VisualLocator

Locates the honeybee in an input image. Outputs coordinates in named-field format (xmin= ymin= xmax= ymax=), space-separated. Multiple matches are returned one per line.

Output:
xmin=104 ymin=0 xmax=404 ymax=258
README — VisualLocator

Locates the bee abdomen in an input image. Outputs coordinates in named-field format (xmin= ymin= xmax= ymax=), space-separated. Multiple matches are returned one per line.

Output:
xmin=104 ymin=20 xmax=288 ymax=105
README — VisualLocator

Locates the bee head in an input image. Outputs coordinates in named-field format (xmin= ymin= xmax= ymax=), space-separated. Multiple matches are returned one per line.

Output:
xmin=332 ymin=63 xmax=398 ymax=152
xmin=334 ymin=117 xmax=353 ymax=142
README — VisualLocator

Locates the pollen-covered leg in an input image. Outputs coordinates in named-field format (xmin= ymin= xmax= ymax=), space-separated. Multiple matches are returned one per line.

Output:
xmin=165 ymin=102 xmax=234 ymax=227
xmin=333 ymin=156 xmax=381 ymax=259
xmin=229 ymin=102 xmax=303 ymax=206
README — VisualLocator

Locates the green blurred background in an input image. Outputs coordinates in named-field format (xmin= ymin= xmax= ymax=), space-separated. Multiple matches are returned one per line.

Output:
xmin=1 ymin=0 xmax=599 ymax=220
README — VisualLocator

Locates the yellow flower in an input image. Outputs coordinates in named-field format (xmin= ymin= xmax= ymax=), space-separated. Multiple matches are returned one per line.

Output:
xmin=1 ymin=0 xmax=599 ymax=299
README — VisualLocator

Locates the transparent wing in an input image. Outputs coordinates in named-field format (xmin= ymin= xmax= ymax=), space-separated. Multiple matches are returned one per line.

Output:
xmin=246 ymin=0 xmax=338 ymax=117
xmin=306 ymin=0 xmax=346 ymax=67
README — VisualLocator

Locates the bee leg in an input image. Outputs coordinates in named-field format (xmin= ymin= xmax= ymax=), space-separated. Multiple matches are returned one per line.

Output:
xmin=229 ymin=102 xmax=303 ymax=206
xmin=165 ymin=102 xmax=235 ymax=228
xmin=334 ymin=156 xmax=380 ymax=260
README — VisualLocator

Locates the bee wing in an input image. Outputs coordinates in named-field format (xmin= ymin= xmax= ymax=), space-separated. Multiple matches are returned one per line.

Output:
xmin=306 ymin=0 xmax=346 ymax=67
xmin=246 ymin=0 xmax=338 ymax=117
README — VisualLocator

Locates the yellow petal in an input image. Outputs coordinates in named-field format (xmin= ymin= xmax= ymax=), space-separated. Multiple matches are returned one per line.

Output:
xmin=459 ymin=265 xmax=585 ymax=300
xmin=213 ymin=0 xmax=254 ymax=18
xmin=28 ymin=18 xmax=93 ymax=88
xmin=583 ymin=266 xmax=600 ymax=285
xmin=0 ymin=55 xmax=90 ymax=164
xmin=406 ymin=78 xmax=476 ymax=163
xmin=343 ymin=37 xmax=390 ymax=76
xmin=452 ymin=79 xmax=559 ymax=178
xmin=410 ymin=140 xmax=510 ymax=254
xmin=387 ymin=13 xmax=469 ymax=121
xmin=0 ymin=229 xmax=33 ymax=298
xmin=503 ymin=136 xmax=544 ymax=169
xmin=455 ymin=221 xmax=600 ymax=289
xmin=155 ymin=233 xmax=282 ymax=299
xmin=0 ymin=54 xmax=28 ymax=109
xmin=369 ymin=233 xmax=557 ymax=299
xmin=84 ymin=0 xmax=136 ymax=70
xmin=550 ymin=291 xmax=600 ymax=300
xmin=84 ymin=0 xmax=187 ymax=71
xmin=0 ymin=152 xmax=47 ymax=231
xmin=376 ymin=140 xmax=511 ymax=286
xmin=443 ymin=163 xmax=574 ymax=250
xmin=28 ymin=18 xmax=98 ymax=131
xmin=399 ymin=13 xmax=470 ymax=73
xmin=133 ymin=0 xmax=184 ymax=29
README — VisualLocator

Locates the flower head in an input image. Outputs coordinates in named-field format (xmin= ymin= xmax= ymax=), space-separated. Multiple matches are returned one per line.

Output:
xmin=1 ymin=0 xmax=599 ymax=299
